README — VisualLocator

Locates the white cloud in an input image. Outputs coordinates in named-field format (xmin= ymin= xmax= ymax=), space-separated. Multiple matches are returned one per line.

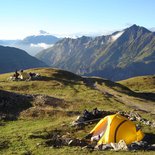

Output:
xmin=111 ymin=31 xmax=124 ymax=42
xmin=30 ymin=43 xmax=53 ymax=49
xmin=53 ymin=30 xmax=116 ymax=38
xmin=149 ymin=27 xmax=155 ymax=32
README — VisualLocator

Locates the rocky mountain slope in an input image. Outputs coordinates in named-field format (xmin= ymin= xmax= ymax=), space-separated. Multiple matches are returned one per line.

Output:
xmin=36 ymin=25 xmax=155 ymax=81
xmin=0 ymin=46 xmax=48 ymax=73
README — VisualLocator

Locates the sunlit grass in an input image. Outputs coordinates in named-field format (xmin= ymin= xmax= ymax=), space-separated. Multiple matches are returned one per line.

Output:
xmin=118 ymin=75 xmax=155 ymax=92
xmin=0 ymin=68 xmax=155 ymax=154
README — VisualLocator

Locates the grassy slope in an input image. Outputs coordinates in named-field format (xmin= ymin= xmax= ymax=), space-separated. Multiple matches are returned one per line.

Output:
xmin=0 ymin=68 xmax=130 ymax=112
xmin=0 ymin=68 xmax=155 ymax=155
xmin=118 ymin=75 xmax=155 ymax=92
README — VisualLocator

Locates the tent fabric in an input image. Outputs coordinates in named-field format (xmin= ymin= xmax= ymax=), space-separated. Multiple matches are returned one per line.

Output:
xmin=89 ymin=114 xmax=144 ymax=145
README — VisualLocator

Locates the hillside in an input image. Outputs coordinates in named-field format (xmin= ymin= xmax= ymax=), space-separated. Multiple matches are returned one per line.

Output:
xmin=0 ymin=46 xmax=48 ymax=73
xmin=1 ymin=68 xmax=155 ymax=114
xmin=36 ymin=25 xmax=155 ymax=81
xmin=119 ymin=75 xmax=155 ymax=92
xmin=0 ymin=68 xmax=155 ymax=154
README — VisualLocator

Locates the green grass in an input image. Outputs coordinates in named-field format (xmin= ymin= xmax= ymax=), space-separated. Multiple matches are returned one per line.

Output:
xmin=118 ymin=75 xmax=155 ymax=92
xmin=0 ymin=117 xmax=72 ymax=155
xmin=0 ymin=68 xmax=155 ymax=154
xmin=1 ymin=117 xmax=155 ymax=155
xmin=0 ymin=68 xmax=130 ymax=112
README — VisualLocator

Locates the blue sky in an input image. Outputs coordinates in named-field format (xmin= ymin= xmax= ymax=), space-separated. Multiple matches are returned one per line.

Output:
xmin=0 ymin=0 xmax=154 ymax=39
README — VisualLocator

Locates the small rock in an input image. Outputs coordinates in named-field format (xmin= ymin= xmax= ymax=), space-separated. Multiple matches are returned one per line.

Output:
xmin=68 ymin=138 xmax=87 ymax=147
xmin=36 ymin=143 xmax=42 ymax=147
xmin=61 ymin=123 xmax=66 ymax=127
xmin=151 ymin=122 xmax=155 ymax=128
xmin=94 ymin=144 xmax=112 ymax=150
xmin=129 ymin=117 xmax=136 ymax=121
xmin=36 ymin=143 xmax=40 ymax=146
xmin=149 ymin=144 xmax=155 ymax=150
xmin=102 ymin=144 xmax=113 ymax=150
xmin=111 ymin=143 xmax=119 ymax=151
xmin=146 ymin=121 xmax=151 ymax=126
xmin=111 ymin=140 xmax=128 ymax=151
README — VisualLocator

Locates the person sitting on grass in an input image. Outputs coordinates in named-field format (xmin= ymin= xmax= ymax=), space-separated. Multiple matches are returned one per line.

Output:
xmin=29 ymin=72 xmax=41 ymax=80
xmin=13 ymin=70 xmax=20 ymax=80
xmin=20 ymin=70 xmax=31 ymax=80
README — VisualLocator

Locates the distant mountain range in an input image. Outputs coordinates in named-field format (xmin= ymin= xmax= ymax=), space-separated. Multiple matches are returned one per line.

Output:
xmin=36 ymin=25 xmax=155 ymax=81
xmin=0 ymin=33 xmax=61 ymax=56
xmin=0 ymin=46 xmax=48 ymax=74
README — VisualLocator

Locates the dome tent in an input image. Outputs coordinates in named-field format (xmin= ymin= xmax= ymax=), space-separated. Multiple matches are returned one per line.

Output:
xmin=89 ymin=114 xmax=144 ymax=145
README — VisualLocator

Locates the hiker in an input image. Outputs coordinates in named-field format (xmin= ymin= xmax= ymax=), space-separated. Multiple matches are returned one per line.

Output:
xmin=12 ymin=70 xmax=20 ymax=80
xmin=7 ymin=70 xmax=19 ymax=81
xmin=7 ymin=70 xmax=20 ymax=81
xmin=20 ymin=70 xmax=31 ymax=80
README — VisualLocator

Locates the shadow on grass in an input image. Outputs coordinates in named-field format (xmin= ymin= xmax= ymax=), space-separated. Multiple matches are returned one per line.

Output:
xmin=143 ymin=133 xmax=155 ymax=144
xmin=97 ymin=78 xmax=155 ymax=102
xmin=136 ymin=92 xmax=155 ymax=102
xmin=0 ymin=139 xmax=10 ymax=151
xmin=0 ymin=90 xmax=33 ymax=120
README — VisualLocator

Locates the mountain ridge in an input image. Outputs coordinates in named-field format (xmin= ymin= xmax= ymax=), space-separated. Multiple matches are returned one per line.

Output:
xmin=36 ymin=24 xmax=155 ymax=81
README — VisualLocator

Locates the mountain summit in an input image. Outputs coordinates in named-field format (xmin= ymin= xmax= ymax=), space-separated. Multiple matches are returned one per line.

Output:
xmin=36 ymin=25 xmax=155 ymax=81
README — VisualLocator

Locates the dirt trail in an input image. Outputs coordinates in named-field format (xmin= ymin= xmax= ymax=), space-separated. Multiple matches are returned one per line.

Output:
xmin=84 ymin=78 xmax=155 ymax=114
xmin=95 ymin=84 xmax=155 ymax=114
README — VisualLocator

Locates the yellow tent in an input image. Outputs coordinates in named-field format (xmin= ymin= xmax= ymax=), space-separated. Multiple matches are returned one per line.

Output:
xmin=89 ymin=114 xmax=144 ymax=145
